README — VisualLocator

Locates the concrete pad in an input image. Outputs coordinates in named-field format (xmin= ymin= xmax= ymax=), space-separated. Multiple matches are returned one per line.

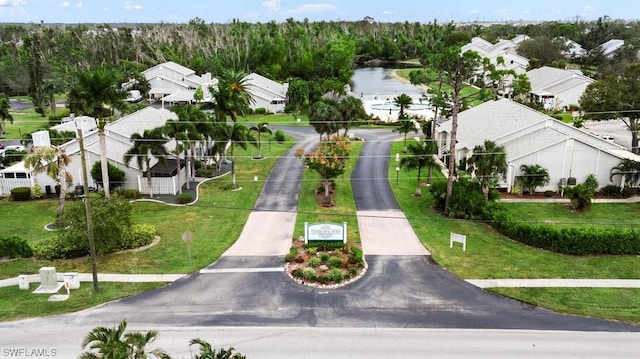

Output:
xmin=357 ymin=210 xmax=430 ymax=256
xmin=48 ymin=294 xmax=69 ymax=302
xmin=223 ymin=211 xmax=297 ymax=256
xmin=32 ymin=282 xmax=64 ymax=294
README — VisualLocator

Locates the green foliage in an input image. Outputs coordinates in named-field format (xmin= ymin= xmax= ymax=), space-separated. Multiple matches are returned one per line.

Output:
xmin=124 ymin=224 xmax=156 ymax=249
xmin=599 ymin=185 xmax=632 ymax=198
xmin=118 ymin=189 xmax=143 ymax=199
xmin=327 ymin=268 xmax=346 ymax=282
xmin=10 ymin=187 xmax=31 ymax=201
xmin=302 ymin=267 xmax=317 ymax=280
xmin=254 ymin=107 xmax=267 ymax=114
xmin=565 ymin=183 xmax=595 ymax=210
xmin=349 ymin=246 xmax=364 ymax=263
xmin=319 ymin=252 xmax=331 ymax=262
xmin=519 ymin=164 xmax=550 ymax=195
xmin=491 ymin=209 xmax=640 ymax=256
xmin=177 ymin=193 xmax=193 ymax=204
xmin=274 ymin=129 xmax=285 ymax=142
xmin=305 ymin=247 xmax=318 ymax=255
xmin=190 ymin=337 xmax=247 ymax=359
xmin=307 ymin=256 xmax=321 ymax=267
xmin=31 ymin=183 xmax=44 ymax=199
xmin=35 ymin=195 xmax=135 ymax=259
xmin=305 ymin=241 xmax=345 ymax=252
xmin=90 ymin=161 xmax=127 ymax=191
xmin=284 ymin=252 xmax=296 ymax=263
xmin=0 ymin=235 xmax=33 ymax=258
xmin=196 ymin=168 xmax=215 ymax=177
xmin=430 ymin=178 xmax=490 ymax=219
xmin=327 ymin=256 xmax=345 ymax=268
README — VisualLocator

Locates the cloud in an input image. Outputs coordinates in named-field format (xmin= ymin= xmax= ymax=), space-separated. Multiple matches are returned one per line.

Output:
xmin=123 ymin=1 xmax=142 ymax=10
xmin=261 ymin=0 xmax=280 ymax=11
xmin=582 ymin=5 xmax=595 ymax=13
xmin=0 ymin=0 xmax=27 ymax=6
xmin=76 ymin=2 xmax=82 ymax=8
xmin=382 ymin=10 xmax=397 ymax=15
xmin=468 ymin=9 xmax=480 ymax=15
xmin=286 ymin=3 xmax=336 ymax=15
xmin=59 ymin=1 xmax=70 ymax=7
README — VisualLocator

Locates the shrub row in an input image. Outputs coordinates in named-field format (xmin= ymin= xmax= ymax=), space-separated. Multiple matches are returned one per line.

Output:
xmin=491 ymin=209 xmax=640 ymax=256
xmin=0 ymin=235 xmax=33 ymax=258
xmin=10 ymin=187 xmax=31 ymax=201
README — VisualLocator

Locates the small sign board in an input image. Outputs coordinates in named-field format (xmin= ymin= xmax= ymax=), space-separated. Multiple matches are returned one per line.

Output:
xmin=304 ymin=222 xmax=347 ymax=244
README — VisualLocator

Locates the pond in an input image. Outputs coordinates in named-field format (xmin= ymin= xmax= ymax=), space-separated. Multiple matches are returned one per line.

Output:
xmin=350 ymin=66 xmax=425 ymax=98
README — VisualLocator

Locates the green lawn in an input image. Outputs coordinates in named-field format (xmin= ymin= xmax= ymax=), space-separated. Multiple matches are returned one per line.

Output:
xmin=390 ymin=138 xmax=640 ymax=324
xmin=3 ymin=108 xmax=52 ymax=140
xmin=294 ymin=141 xmax=363 ymax=243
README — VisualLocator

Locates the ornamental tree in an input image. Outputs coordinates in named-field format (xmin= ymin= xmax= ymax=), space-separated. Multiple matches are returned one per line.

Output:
xmin=296 ymin=135 xmax=351 ymax=197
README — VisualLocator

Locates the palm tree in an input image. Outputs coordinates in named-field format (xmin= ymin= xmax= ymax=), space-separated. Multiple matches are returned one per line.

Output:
xmin=393 ymin=93 xmax=413 ymax=120
xmin=249 ymin=122 xmax=272 ymax=158
xmin=190 ymin=338 xmax=246 ymax=359
xmin=393 ymin=119 xmax=418 ymax=153
xmin=209 ymin=70 xmax=254 ymax=124
xmin=168 ymin=104 xmax=206 ymax=190
xmin=309 ymin=100 xmax=341 ymax=143
xmin=0 ymin=92 xmax=13 ymax=137
xmin=67 ymin=70 xmax=127 ymax=199
xmin=400 ymin=139 xmax=438 ymax=196
xmin=519 ymin=163 xmax=551 ymax=195
xmin=336 ymin=96 xmax=366 ymax=138
xmin=610 ymin=159 xmax=640 ymax=188
xmin=24 ymin=145 xmax=72 ymax=221
xmin=468 ymin=140 xmax=507 ymax=201
xmin=123 ymin=128 xmax=169 ymax=198
xmin=211 ymin=122 xmax=256 ymax=186
xmin=80 ymin=319 xmax=171 ymax=359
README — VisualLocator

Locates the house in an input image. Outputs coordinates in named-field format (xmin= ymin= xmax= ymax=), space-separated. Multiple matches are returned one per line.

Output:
xmin=242 ymin=72 xmax=288 ymax=113
xmin=435 ymin=99 xmax=640 ymax=193
xmin=557 ymin=37 xmax=586 ymax=59
xmin=527 ymin=66 xmax=594 ymax=110
xmin=0 ymin=107 xmax=184 ymax=197
xmin=142 ymin=61 xmax=216 ymax=101
xmin=597 ymin=39 xmax=624 ymax=58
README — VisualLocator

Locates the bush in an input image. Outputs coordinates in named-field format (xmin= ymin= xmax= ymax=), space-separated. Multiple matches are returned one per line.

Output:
xmin=305 ymin=247 xmax=317 ymax=255
xmin=305 ymin=241 xmax=344 ymax=251
xmin=196 ymin=168 xmax=215 ymax=177
xmin=430 ymin=178 xmax=489 ymax=219
xmin=349 ymin=246 xmax=364 ymax=263
xmin=0 ymin=235 xmax=33 ymax=258
xmin=124 ymin=224 xmax=156 ymax=249
xmin=565 ymin=183 xmax=594 ymax=210
xmin=319 ymin=252 xmax=330 ymax=262
xmin=544 ymin=190 xmax=555 ymax=197
xmin=177 ymin=193 xmax=193 ymax=204
xmin=33 ymin=236 xmax=85 ymax=260
xmin=90 ymin=161 xmax=126 ymax=191
xmin=599 ymin=185 xmax=631 ymax=198
xmin=119 ymin=189 xmax=143 ymax=199
xmin=490 ymin=209 xmax=640 ymax=256
xmin=254 ymin=107 xmax=267 ymax=115
xmin=348 ymin=267 xmax=359 ymax=277
xmin=327 ymin=256 xmax=345 ymax=268
xmin=302 ymin=267 xmax=317 ymax=280
xmin=327 ymin=268 xmax=345 ymax=282
xmin=32 ymin=184 xmax=44 ymax=199
xmin=10 ymin=187 xmax=31 ymax=201
xmin=284 ymin=252 xmax=296 ymax=262
xmin=307 ymin=257 xmax=321 ymax=267
xmin=275 ymin=129 xmax=285 ymax=142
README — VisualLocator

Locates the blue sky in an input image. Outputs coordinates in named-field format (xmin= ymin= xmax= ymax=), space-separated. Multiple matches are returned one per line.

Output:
xmin=0 ymin=0 xmax=638 ymax=24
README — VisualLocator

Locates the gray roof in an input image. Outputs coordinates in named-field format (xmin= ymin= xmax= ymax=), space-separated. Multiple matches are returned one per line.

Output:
xmin=527 ymin=66 xmax=594 ymax=95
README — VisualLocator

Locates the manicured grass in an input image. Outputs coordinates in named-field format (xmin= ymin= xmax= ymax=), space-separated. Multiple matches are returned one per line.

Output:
xmin=3 ymin=108 xmax=51 ymax=140
xmin=390 ymin=138 xmax=640 ymax=324
xmin=0 ymin=135 xmax=294 ymax=279
xmin=0 ymin=282 xmax=165 ymax=322
xmin=490 ymin=287 xmax=640 ymax=325
xmin=499 ymin=201 xmax=640 ymax=228
xmin=294 ymin=141 xmax=363 ymax=244
xmin=240 ymin=112 xmax=310 ymax=127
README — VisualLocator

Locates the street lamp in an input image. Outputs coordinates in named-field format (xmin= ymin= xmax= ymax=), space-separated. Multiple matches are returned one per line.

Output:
xmin=396 ymin=166 xmax=400 ymax=185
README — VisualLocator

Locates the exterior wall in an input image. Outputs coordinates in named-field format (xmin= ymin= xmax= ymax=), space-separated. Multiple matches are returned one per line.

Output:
xmin=509 ymin=140 xmax=623 ymax=193
xmin=556 ymin=84 xmax=591 ymax=109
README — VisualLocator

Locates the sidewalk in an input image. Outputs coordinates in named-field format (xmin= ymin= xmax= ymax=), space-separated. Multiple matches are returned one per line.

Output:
xmin=4 ymin=272 xmax=640 ymax=289
xmin=0 ymin=273 xmax=187 ymax=288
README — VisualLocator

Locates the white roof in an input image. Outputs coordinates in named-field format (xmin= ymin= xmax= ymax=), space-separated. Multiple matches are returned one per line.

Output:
xmin=527 ymin=66 xmax=594 ymax=95
xmin=599 ymin=39 xmax=624 ymax=58
xmin=106 ymin=107 xmax=177 ymax=139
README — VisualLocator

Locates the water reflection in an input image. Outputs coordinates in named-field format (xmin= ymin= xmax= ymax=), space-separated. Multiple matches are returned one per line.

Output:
xmin=350 ymin=67 xmax=425 ymax=98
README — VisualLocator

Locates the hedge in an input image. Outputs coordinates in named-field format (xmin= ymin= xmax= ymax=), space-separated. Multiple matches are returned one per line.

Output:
xmin=10 ymin=187 xmax=31 ymax=201
xmin=490 ymin=209 xmax=640 ymax=256
xmin=0 ymin=235 xmax=33 ymax=258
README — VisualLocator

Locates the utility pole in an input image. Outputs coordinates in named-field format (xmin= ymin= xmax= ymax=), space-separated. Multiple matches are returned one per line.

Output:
xmin=77 ymin=129 xmax=99 ymax=292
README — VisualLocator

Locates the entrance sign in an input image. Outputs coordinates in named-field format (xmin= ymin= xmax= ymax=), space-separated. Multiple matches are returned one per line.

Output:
xmin=304 ymin=222 xmax=347 ymax=244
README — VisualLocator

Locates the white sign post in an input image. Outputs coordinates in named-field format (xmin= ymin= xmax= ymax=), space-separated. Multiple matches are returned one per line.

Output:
xmin=304 ymin=222 xmax=347 ymax=244
xmin=450 ymin=232 xmax=467 ymax=251
xmin=182 ymin=231 xmax=194 ymax=265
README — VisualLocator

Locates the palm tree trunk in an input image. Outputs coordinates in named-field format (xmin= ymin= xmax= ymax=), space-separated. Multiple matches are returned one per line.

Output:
xmin=56 ymin=168 xmax=66 ymax=221
xmin=145 ymin=160 xmax=153 ymax=198
xmin=415 ymin=165 xmax=422 ymax=196
xmin=99 ymin=128 xmax=110 ymax=198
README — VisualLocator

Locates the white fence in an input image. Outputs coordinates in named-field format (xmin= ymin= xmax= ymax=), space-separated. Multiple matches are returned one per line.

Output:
xmin=0 ymin=178 xmax=33 ymax=196
xmin=137 ymin=166 xmax=188 ymax=196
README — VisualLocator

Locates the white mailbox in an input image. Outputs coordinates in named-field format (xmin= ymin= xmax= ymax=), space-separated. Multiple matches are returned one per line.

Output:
xmin=18 ymin=275 xmax=29 ymax=290
xmin=63 ymin=272 xmax=80 ymax=289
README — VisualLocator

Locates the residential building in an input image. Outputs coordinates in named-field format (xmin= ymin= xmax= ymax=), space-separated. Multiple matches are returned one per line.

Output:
xmin=436 ymin=99 xmax=640 ymax=193
xmin=527 ymin=66 xmax=594 ymax=110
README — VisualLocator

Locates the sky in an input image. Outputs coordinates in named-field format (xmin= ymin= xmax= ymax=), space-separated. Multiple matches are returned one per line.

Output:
xmin=0 ymin=0 xmax=639 ymax=24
